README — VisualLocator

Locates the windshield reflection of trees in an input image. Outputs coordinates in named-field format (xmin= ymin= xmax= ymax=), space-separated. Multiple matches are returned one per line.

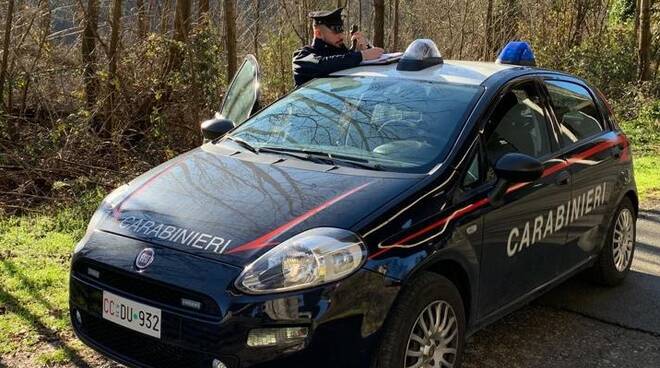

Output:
xmin=233 ymin=78 xmax=477 ymax=167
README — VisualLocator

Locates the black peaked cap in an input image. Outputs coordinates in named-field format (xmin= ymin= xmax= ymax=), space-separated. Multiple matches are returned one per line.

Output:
xmin=308 ymin=7 xmax=344 ymax=26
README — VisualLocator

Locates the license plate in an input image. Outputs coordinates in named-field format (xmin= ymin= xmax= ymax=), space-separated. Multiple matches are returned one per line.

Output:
xmin=102 ymin=291 xmax=161 ymax=338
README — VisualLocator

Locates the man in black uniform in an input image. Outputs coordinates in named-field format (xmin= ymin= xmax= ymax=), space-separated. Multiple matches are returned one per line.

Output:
xmin=292 ymin=8 xmax=384 ymax=87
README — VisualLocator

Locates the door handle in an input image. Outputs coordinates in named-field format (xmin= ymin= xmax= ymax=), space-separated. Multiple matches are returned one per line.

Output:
xmin=612 ymin=144 xmax=624 ymax=159
xmin=555 ymin=171 xmax=571 ymax=186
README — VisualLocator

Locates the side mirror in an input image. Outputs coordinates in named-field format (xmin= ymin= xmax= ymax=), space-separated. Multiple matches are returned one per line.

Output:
xmin=489 ymin=153 xmax=544 ymax=205
xmin=201 ymin=116 xmax=235 ymax=143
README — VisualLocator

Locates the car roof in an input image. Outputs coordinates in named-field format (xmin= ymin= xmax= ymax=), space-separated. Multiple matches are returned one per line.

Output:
xmin=331 ymin=60 xmax=526 ymax=86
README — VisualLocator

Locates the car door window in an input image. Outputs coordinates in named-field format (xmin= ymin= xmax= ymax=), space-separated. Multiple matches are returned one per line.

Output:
xmin=485 ymin=82 xmax=553 ymax=181
xmin=461 ymin=150 xmax=482 ymax=189
xmin=544 ymin=80 xmax=604 ymax=146
xmin=221 ymin=56 xmax=259 ymax=126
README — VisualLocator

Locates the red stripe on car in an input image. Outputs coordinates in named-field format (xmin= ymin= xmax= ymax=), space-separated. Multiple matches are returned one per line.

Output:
xmin=369 ymin=135 xmax=624 ymax=259
xmin=226 ymin=181 xmax=374 ymax=254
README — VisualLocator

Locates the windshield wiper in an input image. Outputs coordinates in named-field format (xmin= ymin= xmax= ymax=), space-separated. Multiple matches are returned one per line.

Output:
xmin=259 ymin=146 xmax=384 ymax=171
xmin=332 ymin=158 xmax=384 ymax=171
xmin=295 ymin=149 xmax=385 ymax=171
xmin=223 ymin=139 xmax=384 ymax=171
xmin=258 ymin=146 xmax=333 ymax=165
xmin=224 ymin=136 xmax=259 ymax=154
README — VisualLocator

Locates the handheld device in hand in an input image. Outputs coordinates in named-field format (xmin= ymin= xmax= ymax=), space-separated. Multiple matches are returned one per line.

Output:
xmin=350 ymin=24 xmax=359 ymax=51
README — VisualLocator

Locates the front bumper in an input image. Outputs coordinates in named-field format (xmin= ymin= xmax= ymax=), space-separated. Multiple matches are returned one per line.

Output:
xmin=69 ymin=231 xmax=399 ymax=368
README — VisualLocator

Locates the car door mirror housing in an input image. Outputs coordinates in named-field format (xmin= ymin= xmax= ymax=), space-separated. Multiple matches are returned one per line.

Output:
xmin=201 ymin=116 xmax=235 ymax=143
xmin=488 ymin=153 xmax=544 ymax=206
xmin=494 ymin=153 xmax=544 ymax=183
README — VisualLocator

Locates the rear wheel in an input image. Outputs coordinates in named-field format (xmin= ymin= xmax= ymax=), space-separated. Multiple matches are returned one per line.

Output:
xmin=591 ymin=197 xmax=636 ymax=286
xmin=373 ymin=273 xmax=465 ymax=368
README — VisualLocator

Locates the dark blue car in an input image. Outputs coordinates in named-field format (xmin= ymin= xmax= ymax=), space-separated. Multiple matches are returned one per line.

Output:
xmin=70 ymin=40 xmax=638 ymax=368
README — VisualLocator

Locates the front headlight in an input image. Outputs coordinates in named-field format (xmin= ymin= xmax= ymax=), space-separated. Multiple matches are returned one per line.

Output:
xmin=235 ymin=228 xmax=367 ymax=294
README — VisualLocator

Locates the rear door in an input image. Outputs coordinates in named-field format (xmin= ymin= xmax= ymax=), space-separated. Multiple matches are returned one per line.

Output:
xmin=478 ymin=79 xmax=571 ymax=319
xmin=541 ymin=79 xmax=624 ymax=272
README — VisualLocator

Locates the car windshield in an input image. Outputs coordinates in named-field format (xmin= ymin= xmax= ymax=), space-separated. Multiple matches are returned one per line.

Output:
xmin=228 ymin=77 xmax=482 ymax=173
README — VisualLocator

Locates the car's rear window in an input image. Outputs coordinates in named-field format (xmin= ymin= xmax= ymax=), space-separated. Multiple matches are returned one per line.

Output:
xmin=545 ymin=80 xmax=605 ymax=145
xmin=229 ymin=77 xmax=482 ymax=173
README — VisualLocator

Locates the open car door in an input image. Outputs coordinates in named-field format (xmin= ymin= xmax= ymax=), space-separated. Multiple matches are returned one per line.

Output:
xmin=220 ymin=55 xmax=261 ymax=125
xmin=201 ymin=55 xmax=261 ymax=141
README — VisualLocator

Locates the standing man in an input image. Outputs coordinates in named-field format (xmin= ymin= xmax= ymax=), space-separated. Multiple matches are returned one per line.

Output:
xmin=292 ymin=8 xmax=384 ymax=87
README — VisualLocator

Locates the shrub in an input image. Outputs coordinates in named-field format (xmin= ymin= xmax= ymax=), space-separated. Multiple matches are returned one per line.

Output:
xmin=620 ymin=98 xmax=660 ymax=155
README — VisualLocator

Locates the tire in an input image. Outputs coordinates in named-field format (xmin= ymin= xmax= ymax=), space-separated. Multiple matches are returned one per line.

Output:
xmin=373 ymin=272 xmax=466 ymax=368
xmin=591 ymin=197 xmax=636 ymax=286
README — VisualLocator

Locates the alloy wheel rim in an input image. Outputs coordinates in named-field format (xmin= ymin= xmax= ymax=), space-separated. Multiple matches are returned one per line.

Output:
xmin=612 ymin=208 xmax=634 ymax=272
xmin=404 ymin=300 xmax=458 ymax=368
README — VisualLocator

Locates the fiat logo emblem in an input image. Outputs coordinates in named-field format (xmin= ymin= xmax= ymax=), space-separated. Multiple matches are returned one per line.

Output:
xmin=135 ymin=248 xmax=155 ymax=270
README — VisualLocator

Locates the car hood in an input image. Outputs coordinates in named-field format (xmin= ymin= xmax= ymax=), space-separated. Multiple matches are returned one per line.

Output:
xmin=96 ymin=146 xmax=418 ymax=266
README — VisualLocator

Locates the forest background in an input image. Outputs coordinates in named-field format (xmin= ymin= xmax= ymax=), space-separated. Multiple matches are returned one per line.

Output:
xmin=0 ymin=0 xmax=658 ymax=213
xmin=0 ymin=1 xmax=658 ymax=366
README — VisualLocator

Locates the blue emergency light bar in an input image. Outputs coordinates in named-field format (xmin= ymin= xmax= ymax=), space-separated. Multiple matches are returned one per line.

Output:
xmin=496 ymin=41 xmax=536 ymax=66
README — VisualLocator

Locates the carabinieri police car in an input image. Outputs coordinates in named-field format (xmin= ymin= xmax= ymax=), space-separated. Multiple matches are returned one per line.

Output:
xmin=70 ymin=40 xmax=638 ymax=368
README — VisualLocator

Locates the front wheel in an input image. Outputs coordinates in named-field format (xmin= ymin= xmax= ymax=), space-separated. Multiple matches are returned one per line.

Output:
xmin=373 ymin=273 xmax=466 ymax=368
xmin=591 ymin=197 xmax=636 ymax=286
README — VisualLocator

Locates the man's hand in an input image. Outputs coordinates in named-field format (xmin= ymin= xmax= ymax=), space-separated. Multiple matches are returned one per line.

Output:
xmin=351 ymin=31 xmax=369 ymax=51
xmin=361 ymin=47 xmax=384 ymax=61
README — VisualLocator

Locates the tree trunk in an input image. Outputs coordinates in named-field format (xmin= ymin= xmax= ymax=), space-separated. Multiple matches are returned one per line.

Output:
xmin=81 ymin=0 xmax=99 ymax=129
xmin=254 ymin=0 xmax=261 ymax=58
xmin=174 ymin=0 xmax=192 ymax=43
xmin=484 ymin=0 xmax=493 ymax=60
xmin=457 ymin=0 xmax=470 ymax=59
xmin=136 ymin=0 xmax=148 ymax=38
xmin=570 ymin=0 xmax=588 ymax=47
xmin=372 ymin=0 xmax=384 ymax=47
xmin=198 ymin=0 xmax=210 ymax=21
xmin=655 ymin=42 xmax=660 ymax=80
xmin=168 ymin=0 xmax=191 ymax=72
xmin=0 ymin=0 xmax=15 ymax=112
xmin=495 ymin=0 xmax=519 ymax=47
xmin=358 ymin=0 xmax=362 ymax=29
xmin=302 ymin=0 xmax=314 ymax=40
xmin=21 ymin=2 xmax=52 ymax=116
xmin=278 ymin=11 xmax=286 ymax=94
xmin=225 ymin=0 xmax=238 ymax=80
xmin=41 ymin=0 xmax=51 ymax=46
xmin=107 ymin=0 xmax=123 ymax=135
xmin=108 ymin=0 xmax=123 ymax=86
xmin=637 ymin=0 xmax=651 ymax=81
xmin=391 ymin=0 xmax=399 ymax=50
xmin=634 ymin=0 xmax=641 ymax=37
xmin=160 ymin=0 xmax=172 ymax=35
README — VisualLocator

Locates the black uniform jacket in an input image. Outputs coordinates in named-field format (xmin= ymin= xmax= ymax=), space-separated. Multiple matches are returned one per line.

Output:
xmin=292 ymin=38 xmax=363 ymax=86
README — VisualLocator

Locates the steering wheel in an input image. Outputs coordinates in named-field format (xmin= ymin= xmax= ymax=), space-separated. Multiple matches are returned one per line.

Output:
xmin=372 ymin=140 xmax=435 ymax=161
xmin=376 ymin=120 xmax=419 ymax=135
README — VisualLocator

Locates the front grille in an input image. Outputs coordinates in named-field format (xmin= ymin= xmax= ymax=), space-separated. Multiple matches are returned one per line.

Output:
xmin=73 ymin=259 xmax=220 ymax=317
xmin=74 ymin=309 xmax=239 ymax=368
